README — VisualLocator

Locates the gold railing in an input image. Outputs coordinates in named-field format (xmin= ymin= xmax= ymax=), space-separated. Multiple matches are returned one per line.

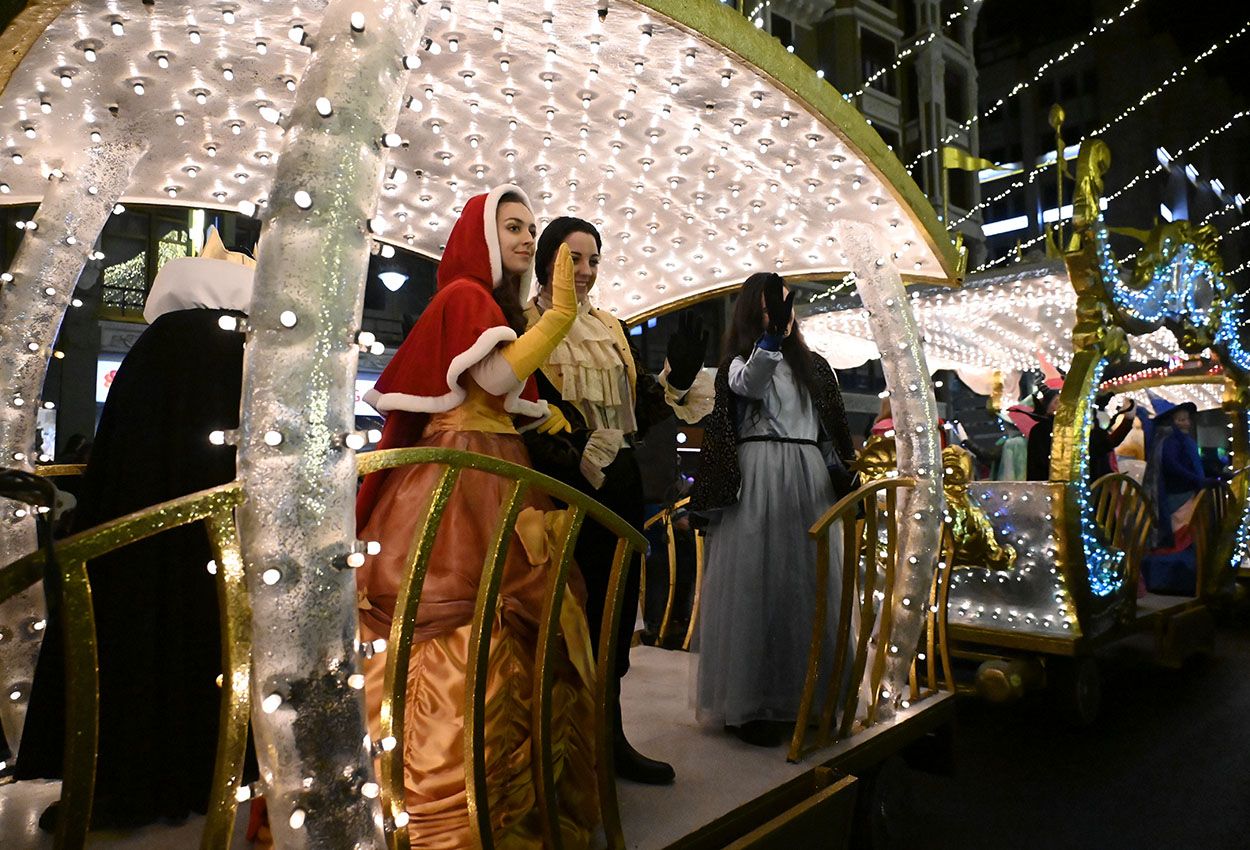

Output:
xmin=356 ymin=448 xmax=648 ymax=850
xmin=1192 ymin=468 xmax=1246 ymax=597
xmin=0 ymin=484 xmax=251 ymax=850
xmin=639 ymin=497 xmax=704 ymax=651
xmin=1089 ymin=473 xmax=1153 ymax=600
xmin=788 ymin=478 xmax=954 ymax=763
xmin=35 ymin=464 xmax=87 ymax=478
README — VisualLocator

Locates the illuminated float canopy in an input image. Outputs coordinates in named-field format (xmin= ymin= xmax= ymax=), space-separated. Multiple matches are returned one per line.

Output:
xmin=0 ymin=0 xmax=959 ymax=319
xmin=0 ymin=3 xmax=962 ymax=845
xmin=802 ymin=261 xmax=1229 ymax=410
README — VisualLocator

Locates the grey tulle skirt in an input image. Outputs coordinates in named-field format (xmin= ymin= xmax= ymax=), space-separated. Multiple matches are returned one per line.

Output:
xmin=694 ymin=442 xmax=844 ymax=727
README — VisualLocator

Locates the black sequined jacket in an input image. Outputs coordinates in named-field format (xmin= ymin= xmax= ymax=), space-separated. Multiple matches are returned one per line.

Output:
xmin=690 ymin=350 xmax=856 ymax=514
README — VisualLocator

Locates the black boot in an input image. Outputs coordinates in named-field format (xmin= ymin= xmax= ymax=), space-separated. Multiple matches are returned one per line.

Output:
xmin=613 ymin=697 xmax=675 ymax=785
xmin=730 ymin=720 xmax=788 ymax=748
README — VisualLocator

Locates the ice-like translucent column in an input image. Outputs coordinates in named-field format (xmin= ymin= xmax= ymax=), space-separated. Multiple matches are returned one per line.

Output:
xmin=234 ymin=2 xmax=425 ymax=847
xmin=835 ymin=221 xmax=944 ymax=721
xmin=0 ymin=140 xmax=145 ymax=753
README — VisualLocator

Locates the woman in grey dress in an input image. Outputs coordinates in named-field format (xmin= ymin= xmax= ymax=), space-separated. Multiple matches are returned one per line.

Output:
xmin=691 ymin=273 xmax=856 ymax=746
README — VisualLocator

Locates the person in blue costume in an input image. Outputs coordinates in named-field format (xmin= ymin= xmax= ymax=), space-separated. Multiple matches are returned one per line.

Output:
xmin=1141 ymin=399 xmax=1227 ymax=595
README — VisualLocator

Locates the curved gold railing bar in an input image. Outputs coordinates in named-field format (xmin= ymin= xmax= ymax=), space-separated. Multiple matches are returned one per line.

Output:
xmin=0 ymin=483 xmax=250 ymax=850
xmin=373 ymin=464 xmax=458 ymax=850
xmin=1089 ymin=473 xmax=1154 ymax=610
xmin=685 ymin=528 xmax=706 ymax=652
xmin=1192 ymin=468 xmax=1248 ymax=597
xmin=639 ymin=496 xmax=704 ymax=650
xmin=788 ymin=477 xmax=954 ymax=763
xmin=34 ymin=464 xmax=87 ymax=478
xmin=533 ymin=505 xmax=586 ymax=850
xmin=640 ymin=504 xmax=675 ymax=650
xmin=355 ymin=448 xmax=647 ymax=850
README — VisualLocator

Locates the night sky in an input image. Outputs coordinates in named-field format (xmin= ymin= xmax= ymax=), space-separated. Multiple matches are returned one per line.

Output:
xmin=977 ymin=0 xmax=1250 ymax=101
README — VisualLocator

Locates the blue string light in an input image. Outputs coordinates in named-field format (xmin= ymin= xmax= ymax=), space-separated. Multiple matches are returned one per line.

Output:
xmin=1093 ymin=218 xmax=1250 ymax=579
xmin=1228 ymin=406 xmax=1250 ymax=572
xmin=1077 ymin=357 xmax=1126 ymax=597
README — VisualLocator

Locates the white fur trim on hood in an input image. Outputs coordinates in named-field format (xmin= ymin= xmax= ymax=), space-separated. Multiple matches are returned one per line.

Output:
xmin=483 ymin=184 xmax=535 ymax=300
xmin=362 ymin=325 xmax=548 ymax=420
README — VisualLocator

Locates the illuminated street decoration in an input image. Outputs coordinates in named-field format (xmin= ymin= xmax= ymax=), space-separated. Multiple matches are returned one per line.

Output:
xmin=1059 ymin=138 xmax=1249 ymax=601
xmin=0 ymin=0 xmax=955 ymax=321
xmin=802 ymin=266 xmax=1227 ymax=412
xmin=0 ymin=0 xmax=962 ymax=842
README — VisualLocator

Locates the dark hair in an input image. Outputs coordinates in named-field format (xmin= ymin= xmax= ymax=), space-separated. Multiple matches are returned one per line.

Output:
xmin=492 ymin=190 xmax=531 ymax=334
xmin=534 ymin=216 xmax=602 ymax=288
xmin=722 ymin=272 xmax=820 ymax=400
xmin=492 ymin=279 xmax=527 ymax=335
xmin=1034 ymin=385 xmax=1059 ymax=413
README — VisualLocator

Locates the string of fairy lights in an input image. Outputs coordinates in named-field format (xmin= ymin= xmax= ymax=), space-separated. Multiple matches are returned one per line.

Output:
xmin=1219 ymin=219 xmax=1250 ymax=241
xmin=907 ymin=0 xmax=1146 ymax=172
xmin=950 ymin=23 xmax=1245 ymax=231
xmin=1088 ymin=22 xmax=1249 ymax=139
xmin=969 ymin=106 xmax=1250 ymax=275
xmin=843 ymin=1 xmax=983 ymax=101
xmin=1106 ymin=109 xmax=1248 ymax=207
xmin=953 ymin=25 xmax=1250 ymax=229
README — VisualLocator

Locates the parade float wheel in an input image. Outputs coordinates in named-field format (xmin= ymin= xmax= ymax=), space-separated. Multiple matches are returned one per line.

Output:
xmin=1048 ymin=656 xmax=1102 ymax=728
xmin=848 ymin=754 xmax=913 ymax=850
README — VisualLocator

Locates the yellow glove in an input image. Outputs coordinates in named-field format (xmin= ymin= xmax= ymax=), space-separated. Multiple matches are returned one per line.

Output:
xmin=501 ymin=243 xmax=577 ymax=381
xmin=536 ymin=406 xmax=573 ymax=435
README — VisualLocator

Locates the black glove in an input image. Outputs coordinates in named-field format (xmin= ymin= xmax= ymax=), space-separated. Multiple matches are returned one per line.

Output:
xmin=665 ymin=312 xmax=709 ymax=391
xmin=764 ymin=277 xmax=795 ymax=338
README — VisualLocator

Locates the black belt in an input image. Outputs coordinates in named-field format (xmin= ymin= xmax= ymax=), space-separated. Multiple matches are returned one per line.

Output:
xmin=737 ymin=436 xmax=819 ymax=447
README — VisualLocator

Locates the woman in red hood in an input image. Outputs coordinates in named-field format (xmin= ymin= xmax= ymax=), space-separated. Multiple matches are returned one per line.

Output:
xmin=354 ymin=186 xmax=599 ymax=846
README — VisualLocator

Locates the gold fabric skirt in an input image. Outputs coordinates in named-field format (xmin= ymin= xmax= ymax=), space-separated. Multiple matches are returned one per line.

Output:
xmin=362 ymin=619 xmax=599 ymax=849
xmin=357 ymin=425 xmax=599 ymax=848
